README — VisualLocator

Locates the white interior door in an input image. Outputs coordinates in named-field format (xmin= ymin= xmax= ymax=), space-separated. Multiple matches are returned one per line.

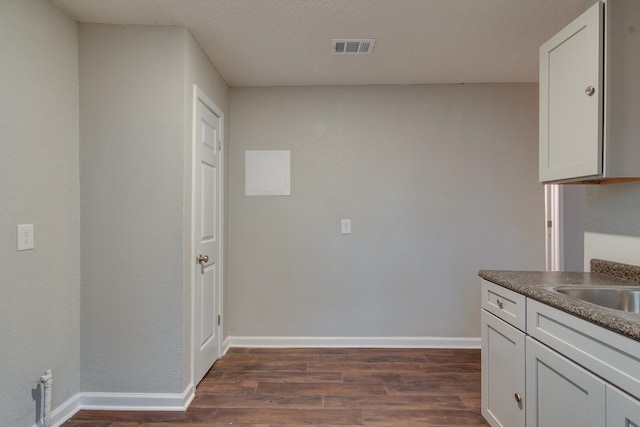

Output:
xmin=193 ymin=87 xmax=223 ymax=385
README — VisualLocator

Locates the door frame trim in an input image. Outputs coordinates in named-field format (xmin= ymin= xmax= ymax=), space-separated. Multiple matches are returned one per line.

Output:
xmin=190 ymin=85 xmax=224 ymax=387
xmin=545 ymin=184 xmax=564 ymax=271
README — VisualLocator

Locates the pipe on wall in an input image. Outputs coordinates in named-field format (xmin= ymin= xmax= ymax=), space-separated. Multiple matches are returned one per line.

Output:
xmin=39 ymin=370 xmax=52 ymax=427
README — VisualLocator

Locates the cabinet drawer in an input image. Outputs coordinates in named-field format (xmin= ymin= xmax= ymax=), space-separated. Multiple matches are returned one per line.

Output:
xmin=481 ymin=280 xmax=526 ymax=331
xmin=527 ymin=299 xmax=640 ymax=400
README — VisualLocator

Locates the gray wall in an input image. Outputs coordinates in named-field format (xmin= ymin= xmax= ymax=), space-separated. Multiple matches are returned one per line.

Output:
xmin=79 ymin=24 xmax=229 ymax=394
xmin=585 ymin=183 xmax=640 ymax=238
xmin=227 ymin=84 xmax=545 ymax=338
xmin=584 ymin=182 xmax=640 ymax=267
xmin=562 ymin=185 xmax=587 ymax=271
xmin=0 ymin=0 xmax=80 ymax=425
xmin=79 ymin=23 xmax=187 ymax=393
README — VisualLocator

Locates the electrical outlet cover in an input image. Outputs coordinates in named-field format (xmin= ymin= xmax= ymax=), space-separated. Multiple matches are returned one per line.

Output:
xmin=341 ymin=219 xmax=352 ymax=234
xmin=17 ymin=224 xmax=34 ymax=251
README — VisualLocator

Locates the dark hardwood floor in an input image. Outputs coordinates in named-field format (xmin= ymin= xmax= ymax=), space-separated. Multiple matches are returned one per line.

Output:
xmin=67 ymin=347 xmax=489 ymax=426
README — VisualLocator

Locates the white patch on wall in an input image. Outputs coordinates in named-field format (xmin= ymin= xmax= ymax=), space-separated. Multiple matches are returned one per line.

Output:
xmin=245 ymin=150 xmax=291 ymax=196
xmin=584 ymin=231 xmax=640 ymax=270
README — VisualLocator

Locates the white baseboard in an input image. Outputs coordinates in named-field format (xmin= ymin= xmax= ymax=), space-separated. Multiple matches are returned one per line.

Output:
xmin=222 ymin=336 xmax=232 ymax=355
xmin=79 ymin=382 xmax=194 ymax=411
xmin=225 ymin=336 xmax=480 ymax=349
xmin=41 ymin=383 xmax=195 ymax=427
xmin=33 ymin=392 xmax=82 ymax=427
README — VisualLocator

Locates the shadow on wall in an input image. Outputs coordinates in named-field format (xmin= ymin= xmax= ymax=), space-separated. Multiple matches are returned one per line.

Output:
xmin=31 ymin=383 xmax=42 ymax=425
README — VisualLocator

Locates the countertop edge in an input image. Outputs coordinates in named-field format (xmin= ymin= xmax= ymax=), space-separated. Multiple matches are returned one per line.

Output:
xmin=478 ymin=269 xmax=640 ymax=341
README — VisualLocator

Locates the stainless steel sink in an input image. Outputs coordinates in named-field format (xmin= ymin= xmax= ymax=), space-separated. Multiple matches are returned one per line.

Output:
xmin=552 ymin=286 xmax=640 ymax=313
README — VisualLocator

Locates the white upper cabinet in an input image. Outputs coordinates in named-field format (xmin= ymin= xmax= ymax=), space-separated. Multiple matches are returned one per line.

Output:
xmin=539 ymin=0 xmax=640 ymax=183
xmin=539 ymin=2 xmax=603 ymax=182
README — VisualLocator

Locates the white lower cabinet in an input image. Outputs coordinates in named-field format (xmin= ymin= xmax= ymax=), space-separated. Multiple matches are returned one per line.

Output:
xmin=481 ymin=280 xmax=640 ymax=427
xmin=606 ymin=385 xmax=640 ymax=427
xmin=481 ymin=310 xmax=525 ymax=427
xmin=525 ymin=337 xmax=606 ymax=427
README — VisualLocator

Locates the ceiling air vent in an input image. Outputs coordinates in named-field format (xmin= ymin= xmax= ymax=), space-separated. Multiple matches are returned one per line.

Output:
xmin=332 ymin=39 xmax=376 ymax=55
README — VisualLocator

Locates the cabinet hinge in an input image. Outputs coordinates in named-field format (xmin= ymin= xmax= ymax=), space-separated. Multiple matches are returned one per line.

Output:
xmin=547 ymin=220 xmax=553 ymax=228
xmin=217 ymin=315 xmax=221 ymax=326
xmin=218 ymin=140 xmax=221 ymax=151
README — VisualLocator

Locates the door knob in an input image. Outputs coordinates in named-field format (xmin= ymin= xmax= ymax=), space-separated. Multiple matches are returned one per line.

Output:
xmin=585 ymin=86 xmax=596 ymax=96
xmin=198 ymin=254 xmax=209 ymax=264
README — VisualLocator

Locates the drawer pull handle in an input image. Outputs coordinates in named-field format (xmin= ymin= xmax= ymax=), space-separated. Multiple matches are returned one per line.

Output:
xmin=496 ymin=299 xmax=504 ymax=309
xmin=514 ymin=393 xmax=522 ymax=404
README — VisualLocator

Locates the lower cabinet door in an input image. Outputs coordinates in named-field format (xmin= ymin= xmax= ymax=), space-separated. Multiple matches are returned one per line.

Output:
xmin=481 ymin=310 xmax=525 ymax=427
xmin=526 ymin=337 xmax=606 ymax=427
xmin=606 ymin=385 xmax=640 ymax=426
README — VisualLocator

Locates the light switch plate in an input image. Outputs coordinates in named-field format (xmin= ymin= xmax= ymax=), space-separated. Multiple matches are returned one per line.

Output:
xmin=341 ymin=219 xmax=352 ymax=234
xmin=17 ymin=224 xmax=34 ymax=251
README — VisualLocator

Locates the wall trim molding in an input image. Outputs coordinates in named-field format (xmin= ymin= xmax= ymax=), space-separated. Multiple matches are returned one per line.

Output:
xmin=225 ymin=336 xmax=480 ymax=349
xmin=39 ymin=384 xmax=195 ymax=427
xmin=35 ymin=392 xmax=82 ymax=427
xmin=222 ymin=336 xmax=232 ymax=355
xmin=78 ymin=383 xmax=195 ymax=411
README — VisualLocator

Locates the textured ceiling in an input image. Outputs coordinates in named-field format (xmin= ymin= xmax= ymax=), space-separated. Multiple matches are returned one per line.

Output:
xmin=52 ymin=0 xmax=595 ymax=87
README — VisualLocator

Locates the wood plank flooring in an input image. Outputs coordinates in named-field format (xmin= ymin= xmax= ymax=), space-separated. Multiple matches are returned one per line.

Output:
xmin=66 ymin=348 xmax=489 ymax=426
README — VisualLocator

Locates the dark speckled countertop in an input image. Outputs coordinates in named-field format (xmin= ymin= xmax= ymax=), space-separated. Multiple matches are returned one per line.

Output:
xmin=479 ymin=259 xmax=640 ymax=341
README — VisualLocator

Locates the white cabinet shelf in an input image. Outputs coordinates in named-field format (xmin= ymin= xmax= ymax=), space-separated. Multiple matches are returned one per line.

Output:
xmin=539 ymin=0 xmax=640 ymax=183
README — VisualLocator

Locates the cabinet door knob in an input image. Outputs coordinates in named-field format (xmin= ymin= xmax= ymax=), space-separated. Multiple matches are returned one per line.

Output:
xmin=585 ymin=86 xmax=596 ymax=96
xmin=496 ymin=299 xmax=504 ymax=309
xmin=514 ymin=393 xmax=522 ymax=404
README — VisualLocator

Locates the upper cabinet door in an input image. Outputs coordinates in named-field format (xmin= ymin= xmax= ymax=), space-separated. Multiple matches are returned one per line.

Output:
xmin=539 ymin=2 xmax=604 ymax=183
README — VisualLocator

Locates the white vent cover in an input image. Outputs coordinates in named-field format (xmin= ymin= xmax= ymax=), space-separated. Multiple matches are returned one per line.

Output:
xmin=332 ymin=39 xmax=376 ymax=55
